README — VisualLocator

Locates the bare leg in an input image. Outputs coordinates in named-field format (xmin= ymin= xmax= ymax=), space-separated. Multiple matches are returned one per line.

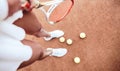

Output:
xmin=33 ymin=28 xmax=51 ymax=37
xmin=33 ymin=28 xmax=64 ymax=41
xmin=19 ymin=39 xmax=52 ymax=69
xmin=19 ymin=39 xmax=67 ymax=69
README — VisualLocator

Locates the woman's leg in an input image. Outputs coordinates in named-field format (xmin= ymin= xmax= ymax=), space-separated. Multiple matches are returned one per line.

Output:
xmin=33 ymin=28 xmax=51 ymax=37
xmin=19 ymin=39 xmax=52 ymax=69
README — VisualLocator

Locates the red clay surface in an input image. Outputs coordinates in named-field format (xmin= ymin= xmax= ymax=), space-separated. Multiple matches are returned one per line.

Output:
xmin=19 ymin=0 xmax=120 ymax=71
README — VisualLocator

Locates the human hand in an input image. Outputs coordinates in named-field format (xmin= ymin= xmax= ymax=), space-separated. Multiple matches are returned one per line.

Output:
xmin=7 ymin=0 xmax=37 ymax=16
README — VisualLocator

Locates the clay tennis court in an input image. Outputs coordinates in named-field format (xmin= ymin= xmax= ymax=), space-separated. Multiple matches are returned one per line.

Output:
xmin=19 ymin=0 xmax=120 ymax=71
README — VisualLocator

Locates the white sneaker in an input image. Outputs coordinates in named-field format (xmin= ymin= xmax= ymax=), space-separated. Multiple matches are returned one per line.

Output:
xmin=47 ymin=48 xmax=67 ymax=57
xmin=44 ymin=30 xmax=64 ymax=41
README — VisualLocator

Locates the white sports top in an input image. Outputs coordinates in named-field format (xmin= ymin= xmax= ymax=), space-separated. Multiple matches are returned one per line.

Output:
xmin=0 ymin=0 xmax=32 ymax=71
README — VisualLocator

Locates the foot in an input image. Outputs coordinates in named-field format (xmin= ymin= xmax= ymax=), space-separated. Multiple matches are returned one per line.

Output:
xmin=44 ymin=30 xmax=64 ymax=41
xmin=47 ymin=48 xmax=67 ymax=57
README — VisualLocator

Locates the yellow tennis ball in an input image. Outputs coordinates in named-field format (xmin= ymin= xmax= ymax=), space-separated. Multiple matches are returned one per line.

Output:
xmin=74 ymin=57 xmax=80 ymax=64
xmin=66 ymin=39 xmax=73 ymax=45
xmin=59 ymin=37 xmax=65 ymax=43
xmin=80 ymin=32 xmax=86 ymax=39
